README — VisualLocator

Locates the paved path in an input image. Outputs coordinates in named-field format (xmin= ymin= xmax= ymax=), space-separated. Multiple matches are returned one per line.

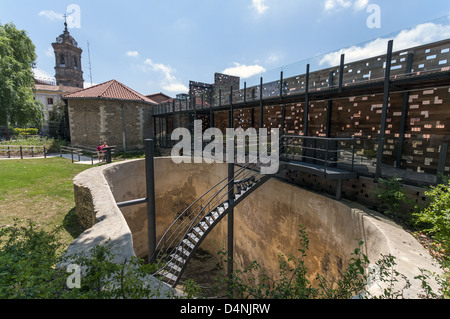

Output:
xmin=0 ymin=153 xmax=103 ymax=165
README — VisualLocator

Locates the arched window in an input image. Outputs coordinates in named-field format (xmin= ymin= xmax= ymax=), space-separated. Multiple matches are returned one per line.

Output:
xmin=60 ymin=55 xmax=66 ymax=67
xmin=74 ymin=58 xmax=78 ymax=70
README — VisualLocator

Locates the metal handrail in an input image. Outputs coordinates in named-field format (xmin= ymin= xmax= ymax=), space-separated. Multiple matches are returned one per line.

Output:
xmin=153 ymin=137 xmax=287 ymax=271
xmin=281 ymin=135 xmax=358 ymax=174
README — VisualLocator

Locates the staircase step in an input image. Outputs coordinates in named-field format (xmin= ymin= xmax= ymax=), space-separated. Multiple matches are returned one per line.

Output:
xmin=159 ymin=270 xmax=178 ymax=283
xmin=199 ymin=221 xmax=209 ymax=231
xmin=166 ymin=262 xmax=182 ymax=273
xmin=205 ymin=216 xmax=214 ymax=225
xmin=182 ymin=239 xmax=195 ymax=250
xmin=176 ymin=245 xmax=191 ymax=257
xmin=187 ymin=232 xmax=200 ymax=243
xmin=193 ymin=227 xmax=204 ymax=237
xmin=170 ymin=253 xmax=186 ymax=264
xmin=211 ymin=211 xmax=220 ymax=219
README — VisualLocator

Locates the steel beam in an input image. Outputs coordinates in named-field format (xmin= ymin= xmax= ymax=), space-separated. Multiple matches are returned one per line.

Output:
xmin=376 ymin=40 xmax=394 ymax=179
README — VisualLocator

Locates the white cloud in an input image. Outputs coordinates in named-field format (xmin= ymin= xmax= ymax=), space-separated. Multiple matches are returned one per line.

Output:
xmin=251 ymin=0 xmax=269 ymax=15
xmin=45 ymin=46 xmax=54 ymax=58
xmin=323 ymin=0 xmax=369 ymax=12
xmin=354 ymin=0 xmax=369 ymax=11
xmin=324 ymin=0 xmax=351 ymax=11
xmin=38 ymin=10 xmax=64 ymax=21
xmin=319 ymin=22 xmax=450 ymax=66
xmin=126 ymin=51 xmax=139 ymax=57
xmin=265 ymin=53 xmax=282 ymax=65
xmin=144 ymin=59 xmax=188 ymax=93
xmin=162 ymin=83 xmax=190 ymax=93
xmin=222 ymin=62 xmax=267 ymax=79
xmin=33 ymin=68 xmax=55 ymax=82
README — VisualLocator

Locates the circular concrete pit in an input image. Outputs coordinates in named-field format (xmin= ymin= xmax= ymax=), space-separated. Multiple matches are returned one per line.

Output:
xmin=69 ymin=157 xmax=443 ymax=298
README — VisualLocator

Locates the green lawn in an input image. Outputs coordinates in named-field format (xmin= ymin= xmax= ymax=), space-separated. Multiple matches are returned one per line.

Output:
xmin=0 ymin=157 xmax=90 ymax=247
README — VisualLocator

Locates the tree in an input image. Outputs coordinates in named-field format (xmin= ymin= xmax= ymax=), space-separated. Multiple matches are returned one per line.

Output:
xmin=0 ymin=22 xmax=43 ymax=135
xmin=48 ymin=101 xmax=70 ymax=140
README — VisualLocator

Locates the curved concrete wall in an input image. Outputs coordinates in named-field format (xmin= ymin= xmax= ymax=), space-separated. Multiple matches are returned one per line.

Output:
xmin=71 ymin=157 xmax=443 ymax=298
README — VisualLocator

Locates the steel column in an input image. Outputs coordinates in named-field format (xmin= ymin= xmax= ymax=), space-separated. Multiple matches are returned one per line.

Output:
xmin=227 ymin=95 xmax=235 ymax=292
xmin=338 ymin=54 xmax=345 ymax=93
xmin=145 ymin=139 xmax=157 ymax=264
xmin=376 ymin=40 xmax=394 ymax=179
xmin=303 ymin=64 xmax=310 ymax=136
xmin=259 ymin=77 xmax=263 ymax=129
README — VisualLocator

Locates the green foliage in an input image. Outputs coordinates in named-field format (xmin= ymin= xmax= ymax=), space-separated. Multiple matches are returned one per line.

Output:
xmin=220 ymin=225 xmax=447 ymax=299
xmin=13 ymin=127 xmax=38 ymax=136
xmin=1 ymin=221 xmax=447 ymax=299
xmin=0 ymin=221 xmax=196 ymax=299
xmin=48 ymin=101 xmax=70 ymax=141
xmin=63 ymin=242 xmax=167 ymax=299
xmin=316 ymin=241 xmax=370 ymax=299
xmin=0 ymin=23 xmax=44 ymax=129
xmin=413 ymin=179 xmax=450 ymax=265
xmin=376 ymin=177 xmax=410 ymax=220
xmin=0 ymin=136 xmax=68 ymax=153
xmin=0 ymin=221 xmax=66 ymax=298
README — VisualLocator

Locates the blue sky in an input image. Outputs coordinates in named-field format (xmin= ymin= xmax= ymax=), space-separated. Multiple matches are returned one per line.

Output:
xmin=1 ymin=0 xmax=450 ymax=96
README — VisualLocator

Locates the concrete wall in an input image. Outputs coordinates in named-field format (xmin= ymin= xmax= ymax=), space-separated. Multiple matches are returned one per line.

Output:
xmin=72 ymin=157 xmax=443 ymax=298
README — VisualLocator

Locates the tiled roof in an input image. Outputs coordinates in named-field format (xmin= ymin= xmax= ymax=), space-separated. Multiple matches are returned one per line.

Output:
xmin=64 ymin=79 xmax=157 ymax=104
xmin=34 ymin=83 xmax=81 ymax=93
xmin=146 ymin=92 xmax=172 ymax=103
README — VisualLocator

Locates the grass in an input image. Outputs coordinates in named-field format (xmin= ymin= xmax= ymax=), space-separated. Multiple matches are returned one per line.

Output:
xmin=0 ymin=157 xmax=90 ymax=248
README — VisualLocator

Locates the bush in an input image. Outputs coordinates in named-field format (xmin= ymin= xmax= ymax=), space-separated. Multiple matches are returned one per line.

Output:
xmin=0 ymin=136 xmax=68 ymax=153
xmin=0 ymin=221 xmax=184 ymax=299
xmin=13 ymin=128 xmax=38 ymax=136
xmin=0 ymin=220 xmax=66 ymax=298
xmin=414 ymin=179 xmax=450 ymax=265
xmin=222 ymin=225 xmax=447 ymax=299
xmin=375 ymin=177 xmax=411 ymax=221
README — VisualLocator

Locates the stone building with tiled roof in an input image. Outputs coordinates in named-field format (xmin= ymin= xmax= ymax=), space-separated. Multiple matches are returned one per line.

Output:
xmin=146 ymin=92 xmax=172 ymax=104
xmin=64 ymin=79 xmax=157 ymax=151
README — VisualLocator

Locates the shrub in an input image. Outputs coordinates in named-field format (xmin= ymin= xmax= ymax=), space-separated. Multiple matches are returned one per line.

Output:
xmin=13 ymin=128 xmax=38 ymax=136
xmin=0 ymin=220 xmax=66 ymax=298
xmin=414 ymin=179 xmax=450 ymax=265
xmin=222 ymin=225 xmax=447 ymax=299
xmin=375 ymin=177 xmax=411 ymax=221
xmin=0 ymin=221 xmax=189 ymax=299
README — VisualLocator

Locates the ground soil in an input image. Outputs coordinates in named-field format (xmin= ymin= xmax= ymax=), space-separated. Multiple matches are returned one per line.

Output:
xmin=177 ymin=248 xmax=228 ymax=298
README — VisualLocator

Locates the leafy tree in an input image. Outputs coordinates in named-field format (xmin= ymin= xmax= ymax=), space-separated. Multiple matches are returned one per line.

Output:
xmin=0 ymin=22 xmax=44 ymax=134
xmin=48 ymin=101 xmax=70 ymax=140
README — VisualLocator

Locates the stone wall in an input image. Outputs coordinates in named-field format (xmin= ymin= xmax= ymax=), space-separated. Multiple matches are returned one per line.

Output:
xmin=67 ymin=99 xmax=154 ymax=151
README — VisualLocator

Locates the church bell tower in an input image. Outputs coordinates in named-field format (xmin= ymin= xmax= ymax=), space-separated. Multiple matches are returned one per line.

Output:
xmin=52 ymin=18 xmax=84 ymax=88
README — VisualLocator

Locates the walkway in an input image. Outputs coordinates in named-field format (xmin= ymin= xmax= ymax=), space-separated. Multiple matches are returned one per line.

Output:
xmin=0 ymin=153 xmax=102 ymax=165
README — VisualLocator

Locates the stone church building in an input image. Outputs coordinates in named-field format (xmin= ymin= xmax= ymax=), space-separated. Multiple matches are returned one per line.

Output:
xmin=33 ymin=20 xmax=85 ymax=134
xmin=34 ymin=21 xmax=159 ymax=150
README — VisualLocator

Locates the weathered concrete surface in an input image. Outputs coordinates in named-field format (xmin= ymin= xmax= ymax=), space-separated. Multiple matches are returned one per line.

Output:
xmin=69 ymin=160 xmax=176 ymax=298
xmin=71 ymin=157 xmax=444 ymax=299
xmin=231 ymin=179 xmax=444 ymax=298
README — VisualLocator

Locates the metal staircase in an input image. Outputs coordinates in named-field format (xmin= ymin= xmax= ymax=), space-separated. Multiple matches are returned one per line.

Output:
xmin=153 ymin=146 xmax=279 ymax=288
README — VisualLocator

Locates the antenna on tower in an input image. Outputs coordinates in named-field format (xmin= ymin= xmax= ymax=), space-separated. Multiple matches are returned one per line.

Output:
xmin=87 ymin=41 xmax=93 ymax=87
